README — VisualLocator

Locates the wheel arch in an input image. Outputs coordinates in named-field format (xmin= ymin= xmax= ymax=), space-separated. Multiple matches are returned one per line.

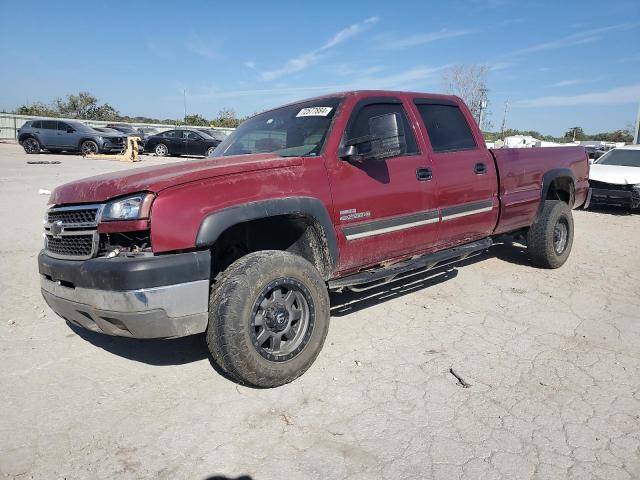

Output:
xmin=540 ymin=168 xmax=576 ymax=212
xmin=196 ymin=197 xmax=338 ymax=279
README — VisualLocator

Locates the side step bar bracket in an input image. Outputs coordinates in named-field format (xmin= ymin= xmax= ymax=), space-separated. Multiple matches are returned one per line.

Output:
xmin=329 ymin=237 xmax=493 ymax=291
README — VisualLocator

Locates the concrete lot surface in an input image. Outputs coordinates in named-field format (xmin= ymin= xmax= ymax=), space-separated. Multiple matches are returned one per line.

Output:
xmin=1 ymin=143 xmax=639 ymax=479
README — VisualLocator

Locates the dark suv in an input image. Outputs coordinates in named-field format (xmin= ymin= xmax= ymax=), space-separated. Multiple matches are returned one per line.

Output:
xmin=18 ymin=120 xmax=125 ymax=155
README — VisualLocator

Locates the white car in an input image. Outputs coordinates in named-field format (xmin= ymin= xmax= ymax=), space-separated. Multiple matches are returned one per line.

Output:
xmin=587 ymin=145 xmax=640 ymax=210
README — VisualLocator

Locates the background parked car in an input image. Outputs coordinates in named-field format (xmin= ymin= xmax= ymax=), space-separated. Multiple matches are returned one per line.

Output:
xmin=18 ymin=120 xmax=125 ymax=154
xmin=588 ymin=145 xmax=640 ymax=210
xmin=195 ymin=128 xmax=228 ymax=144
xmin=104 ymin=123 xmax=146 ymax=152
xmin=145 ymin=129 xmax=220 ymax=157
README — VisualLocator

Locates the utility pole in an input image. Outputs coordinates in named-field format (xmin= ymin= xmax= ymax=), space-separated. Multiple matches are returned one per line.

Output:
xmin=183 ymin=89 xmax=187 ymax=125
xmin=634 ymin=101 xmax=640 ymax=144
xmin=500 ymin=100 xmax=509 ymax=139
xmin=478 ymin=87 xmax=488 ymax=131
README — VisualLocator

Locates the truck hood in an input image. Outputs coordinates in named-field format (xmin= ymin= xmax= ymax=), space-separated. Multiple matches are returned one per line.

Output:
xmin=589 ymin=164 xmax=640 ymax=186
xmin=49 ymin=153 xmax=303 ymax=205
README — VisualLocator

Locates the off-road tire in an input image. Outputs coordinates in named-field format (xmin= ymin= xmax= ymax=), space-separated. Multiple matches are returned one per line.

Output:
xmin=22 ymin=137 xmax=41 ymax=154
xmin=206 ymin=250 xmax=330 ymax=388
xmin=526 ymin=200 xmax=574 ymax=268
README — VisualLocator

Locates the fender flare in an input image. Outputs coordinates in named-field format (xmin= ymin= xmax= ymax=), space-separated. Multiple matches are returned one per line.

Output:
xmin=195 ymin=197 xmax=338 ymax=268
xmin=539 ymin=168 xmax=576 ymax=214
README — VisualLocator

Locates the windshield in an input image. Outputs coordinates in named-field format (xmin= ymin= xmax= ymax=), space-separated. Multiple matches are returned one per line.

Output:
xmin=212 ymin=97 xmax=342 ymax=158
xmin=595 ymin=149 xmax=640 ymax=167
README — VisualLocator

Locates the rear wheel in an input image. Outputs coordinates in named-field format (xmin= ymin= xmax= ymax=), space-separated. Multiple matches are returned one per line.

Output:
xmin=526 ymin=200 xmax=574 ymax=268
xmin=23 ymin=138 xmax=41 ymax=154
xmin=80 ymin=140 xmax=99 ymax=155
xmin=154 ymin=143 xmax=169 ymax=156
xmin=206 ymin=250 xmax=330 ymax=387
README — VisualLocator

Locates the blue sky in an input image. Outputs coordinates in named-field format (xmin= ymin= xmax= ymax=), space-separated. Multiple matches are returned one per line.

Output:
xmin=1 ymin=0 xmax=639 ymax=135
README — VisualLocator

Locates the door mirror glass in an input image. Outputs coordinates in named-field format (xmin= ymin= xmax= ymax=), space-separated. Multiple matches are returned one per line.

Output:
xmin=367 ymin=113 xmax=403 ymax=161
xmin=67 ymin=127 xmax=75 ymax=133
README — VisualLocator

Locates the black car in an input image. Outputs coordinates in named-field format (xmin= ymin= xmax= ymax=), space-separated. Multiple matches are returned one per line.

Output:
xmin=145 ymin=129 xmax=220 ymax=157
xmin=195 ymin=128 xmax=228 ymax=143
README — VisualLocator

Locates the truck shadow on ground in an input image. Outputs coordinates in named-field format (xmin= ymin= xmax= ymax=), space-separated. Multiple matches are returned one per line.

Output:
xmin=67 ymin=243 xmax=532 ymax=366
xmin=584 ymin=205 xmax=637 ymax=216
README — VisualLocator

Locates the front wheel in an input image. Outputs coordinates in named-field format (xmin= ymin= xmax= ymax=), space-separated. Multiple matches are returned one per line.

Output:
xmin=206 ymin=146 xmax=216 ymax=157
xmin=80 ymin=140 xmax=99 ymax=155
xmin=207 ymin=251 xmax=330 ymax=388
xmin=526 ymin=200 xmax=574 ymax=268
xmin=23 ymin=137 xmax=41 ymax=154
xmin=154 ymin=143 xmax=169 ymax=156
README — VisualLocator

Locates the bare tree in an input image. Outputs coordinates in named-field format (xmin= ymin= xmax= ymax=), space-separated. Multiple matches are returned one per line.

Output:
xmin=441 ymin=64 xmax=491 ymax=130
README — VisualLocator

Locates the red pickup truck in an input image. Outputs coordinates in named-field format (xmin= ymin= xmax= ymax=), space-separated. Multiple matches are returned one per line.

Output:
xmin=39 ymin=90 xmax=589 ymax=387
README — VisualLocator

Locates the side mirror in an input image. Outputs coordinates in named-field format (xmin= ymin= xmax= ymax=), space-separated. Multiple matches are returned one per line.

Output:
xmin=367 ymin=113 xmax=403 ymax=161
xmin=67 ymin=128 xmax=74 ymax=133
xmin=339 ymin=144 xmax=358 ymax=162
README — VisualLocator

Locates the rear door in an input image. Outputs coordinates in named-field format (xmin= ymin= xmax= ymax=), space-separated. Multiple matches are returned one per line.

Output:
xmin=326 ymin=96 xmax=439 ymax=270
xmin=39 ymin=120 xmax=58 ymax=147
xmin=412 ymin=98 xmax=499 ymax=248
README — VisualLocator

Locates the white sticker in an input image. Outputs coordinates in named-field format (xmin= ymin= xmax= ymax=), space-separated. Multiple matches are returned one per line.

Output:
xmin=296 ymin=106 xmax=333 ymax=117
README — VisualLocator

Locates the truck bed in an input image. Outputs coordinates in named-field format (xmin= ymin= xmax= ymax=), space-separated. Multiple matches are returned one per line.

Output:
xmin=491 ymin=146 xmax=589 ymax=235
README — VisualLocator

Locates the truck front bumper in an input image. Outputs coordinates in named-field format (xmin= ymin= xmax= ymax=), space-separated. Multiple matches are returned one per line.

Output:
xmin=38 ymin=250 xmax=211 ymax=339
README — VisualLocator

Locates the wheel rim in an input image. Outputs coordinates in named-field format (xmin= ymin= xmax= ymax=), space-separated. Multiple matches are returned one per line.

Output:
xmin=155 ymin=144 xmax=167 ymax=156
xmin=81 ymin=141 xmax=98 ymax=155
xmin=250 ymin=278 xmax=315 ymax=362
xmin=553 ymin=218 xmax=569 ymax=254
xmin=24 ymin=138 xmax=38 ymax=153
xmin=206 ymin=147 xmax=215 ymax=157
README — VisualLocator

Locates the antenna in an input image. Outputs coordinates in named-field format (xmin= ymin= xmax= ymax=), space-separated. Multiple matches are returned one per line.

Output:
xmin=183 ymin=89 xmax=187 ymax=124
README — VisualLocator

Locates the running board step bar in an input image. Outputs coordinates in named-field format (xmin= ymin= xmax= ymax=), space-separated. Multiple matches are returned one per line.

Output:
xmin=329 ymin=237 xmax=493 ymax=291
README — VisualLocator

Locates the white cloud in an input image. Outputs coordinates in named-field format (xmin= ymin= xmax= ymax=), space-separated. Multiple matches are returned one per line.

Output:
xmin=186 ymin=64 xmax=449 ymax=102
xmin=378 ymin=29 xmax=475 ymax=50
xmin=504 ymin=21 xmax=639 ymax=58
xmin=243 ymin=61 xmax=257 ymax=69
xmin=184 ymin=33 xmax=223 ymax=59
xmin=514 ymin=83 xmax=640 ymax=107
xmin=259 ymin=16 xmax=379 ymax=81
xmin=545 ymin=79 xmax=583 ymax=88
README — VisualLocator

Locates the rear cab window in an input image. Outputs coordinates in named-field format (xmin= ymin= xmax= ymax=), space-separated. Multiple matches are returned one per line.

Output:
xmin=414 ymin=99 xmax=477 ymax=153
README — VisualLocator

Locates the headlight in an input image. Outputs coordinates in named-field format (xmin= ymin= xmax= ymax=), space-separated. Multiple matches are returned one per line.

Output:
xmin=101 ymin=193 xmax=154 ymax=221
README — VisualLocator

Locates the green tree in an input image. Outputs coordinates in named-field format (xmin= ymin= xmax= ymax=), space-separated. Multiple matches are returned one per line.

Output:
xmin=15 ymin=102 xmax=57 ymax=117
xmin=212 ymin=108 xmax=241 ymax=128
xmin=564 ymin=127 xmax=585 ymax=141
xmin=184 ymin=114 xmax=209 ymax=126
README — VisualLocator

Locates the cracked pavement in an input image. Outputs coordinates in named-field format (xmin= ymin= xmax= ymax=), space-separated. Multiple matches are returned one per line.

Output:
xmin=1 ymin=143 xmax=639 ymax=479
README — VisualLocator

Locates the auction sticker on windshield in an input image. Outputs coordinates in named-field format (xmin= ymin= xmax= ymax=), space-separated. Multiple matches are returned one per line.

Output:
xmin=296 ymin=107 xmax=333 ymax=117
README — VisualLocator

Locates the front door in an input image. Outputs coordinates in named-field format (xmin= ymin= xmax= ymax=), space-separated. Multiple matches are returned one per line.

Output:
xmin=185 ymin=131 xmax=205 ymax=155
xmin=412 ymin=98 xmax=499 ymax=249
xmin=326 ymin=96 xmax=439 ymax=272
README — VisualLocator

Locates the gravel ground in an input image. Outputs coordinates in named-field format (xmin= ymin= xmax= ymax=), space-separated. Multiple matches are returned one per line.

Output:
xmin=1 ymin=142 xmax=639 ymax=480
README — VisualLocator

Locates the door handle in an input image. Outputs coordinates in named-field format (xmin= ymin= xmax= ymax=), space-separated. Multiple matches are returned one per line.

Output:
xmin=416 ymin=167 xmax=432 ymax=181
xmin=474 ymin=162 xmax=487 ymax=174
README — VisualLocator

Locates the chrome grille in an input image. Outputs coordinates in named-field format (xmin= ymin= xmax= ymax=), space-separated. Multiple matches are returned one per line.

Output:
xmin=47 ymin=207 xmax=99 ymax=226
xmin=45 ymin=234 xmax=95 ymax=258
xmin=44 ymin=204 xmax=103 ymax=260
